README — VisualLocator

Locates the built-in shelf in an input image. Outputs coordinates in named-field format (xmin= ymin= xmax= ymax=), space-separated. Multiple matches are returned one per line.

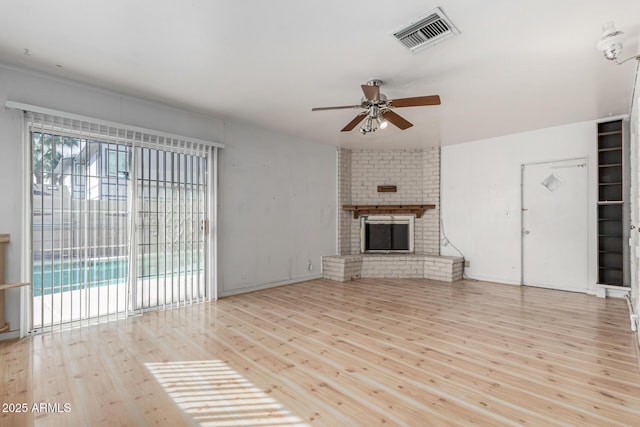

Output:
xmin=598 ymin=163 xmax=622 ymax=168
xmin=342 ymin=204 xmax=436 ymax=219
xmin=598 ymin=130 xmax=623 ymax=136
xmin=597 ymin=201 xmax=624 ymax=205
xmin=0 ymin=235 xmax=30 ymax=333
xmin=598 ymin=147 xmax=622 ymax=152
xmin=0 ymin=282 xmax=30 ymax=291
xmin=597 ymin=119 xmax=626 ymax=288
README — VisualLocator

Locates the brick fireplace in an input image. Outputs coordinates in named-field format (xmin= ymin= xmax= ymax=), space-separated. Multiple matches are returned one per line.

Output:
xmin=323 ymin=147 xmax=464 ymax=282
xmin=338 ymin=147 xmax=441 ymax=255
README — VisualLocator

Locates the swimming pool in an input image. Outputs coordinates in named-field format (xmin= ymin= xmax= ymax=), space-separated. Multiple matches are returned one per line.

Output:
xmin=32 ymin=257 xmax=128 ymax=297
xmin=32 ymin=253 xmax=203 ymax=297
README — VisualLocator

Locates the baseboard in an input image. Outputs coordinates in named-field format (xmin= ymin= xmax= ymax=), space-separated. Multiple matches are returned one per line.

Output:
xmin=0 ymin=329 xmax=20 ymax=341
xmin=595 ymin=284 xmax=630 ymax=299
xmin=463 ymin=273 xmax=521 ymax=286
xmin=219 ymin=274 xmax=323 ymax=298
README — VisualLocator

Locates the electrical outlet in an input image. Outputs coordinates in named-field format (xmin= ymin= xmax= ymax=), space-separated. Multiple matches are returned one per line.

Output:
xmin=464 ymin=260 xmax=470 ymax=268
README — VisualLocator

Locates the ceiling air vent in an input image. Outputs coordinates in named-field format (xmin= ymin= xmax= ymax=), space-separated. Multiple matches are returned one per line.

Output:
xmin=393 ymin=7 xmax=460 ymax=53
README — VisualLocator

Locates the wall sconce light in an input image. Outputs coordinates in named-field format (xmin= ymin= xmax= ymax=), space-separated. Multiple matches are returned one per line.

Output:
xmin=598 ymin=21 xmax=640 ymax=64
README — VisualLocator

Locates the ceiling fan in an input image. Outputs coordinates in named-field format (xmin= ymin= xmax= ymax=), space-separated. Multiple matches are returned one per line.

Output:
xmin=311 ymin=79 xmax=441 ymax=134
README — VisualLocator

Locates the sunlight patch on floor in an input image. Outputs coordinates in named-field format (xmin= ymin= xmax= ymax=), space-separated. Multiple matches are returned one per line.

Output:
xmin=146 ymin=360 xmax=310 ymax=427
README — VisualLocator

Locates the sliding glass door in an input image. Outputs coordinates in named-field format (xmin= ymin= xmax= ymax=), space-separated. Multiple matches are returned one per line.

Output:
xmin=133 ymin=147 xmax=208 ymax=310
xmin=30 ymin=117 xmax=213 ymax=331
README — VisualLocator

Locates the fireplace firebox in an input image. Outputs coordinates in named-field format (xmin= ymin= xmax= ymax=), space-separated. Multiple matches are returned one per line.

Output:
xmin=360 ymin=215 xmax=415 ymax=253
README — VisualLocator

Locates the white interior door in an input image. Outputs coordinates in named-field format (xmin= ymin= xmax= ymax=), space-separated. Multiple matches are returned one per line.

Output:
xmin=521 ymin=158 xmax=588 ymax=292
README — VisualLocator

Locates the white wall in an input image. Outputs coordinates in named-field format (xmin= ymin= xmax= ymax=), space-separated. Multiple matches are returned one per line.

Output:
xmin=0 ymin=64 xmax=336 ymax=335
xmin=441 ymin=121 xmax=598 ymax=290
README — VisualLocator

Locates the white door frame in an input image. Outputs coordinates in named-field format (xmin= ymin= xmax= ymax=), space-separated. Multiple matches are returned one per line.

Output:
xmin=629 ymin=112 xmax=640 ymax=334
xmin=520 ymin=156 xmax=589 ymax=288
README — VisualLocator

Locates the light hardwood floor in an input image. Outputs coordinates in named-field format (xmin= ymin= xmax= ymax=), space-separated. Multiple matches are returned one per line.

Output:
xmin=1 ymin=278 xmax=640 ymax=426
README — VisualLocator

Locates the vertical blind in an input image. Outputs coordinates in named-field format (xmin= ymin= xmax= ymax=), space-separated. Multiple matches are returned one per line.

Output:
xmin=21 ymin=107 xmax=220 ymax=331
xmin=132 ymin=145 xmax=209 ymax=311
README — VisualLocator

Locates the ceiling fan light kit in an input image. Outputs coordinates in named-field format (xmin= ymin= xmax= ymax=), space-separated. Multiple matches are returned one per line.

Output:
xmin=377 ymin=116 xmax=388 ymax=130
xmin=311 ymin=79 xmax=441 ymax=135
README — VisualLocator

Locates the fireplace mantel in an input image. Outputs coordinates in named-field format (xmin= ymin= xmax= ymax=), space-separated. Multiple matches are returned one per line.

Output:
xmin=342 ymin=204 xmax=436 ymax=219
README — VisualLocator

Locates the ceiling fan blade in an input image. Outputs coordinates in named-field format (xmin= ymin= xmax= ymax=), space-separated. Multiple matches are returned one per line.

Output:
xmin=382 ymin=110 xmax=413 ymax=130
xmin=312 ymin=105 xmax=361 ymax=111
xmin=361 ymin=84 xmax=380 ymax=101
xmin=389 ymin=95 xmax=441 ymax=108
xmin=341 ymin=114 xmax=366 ymax=132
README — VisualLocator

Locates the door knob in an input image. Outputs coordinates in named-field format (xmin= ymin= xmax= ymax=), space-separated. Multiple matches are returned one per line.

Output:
xmin=522 ymin=229 xmax=530 ymax=235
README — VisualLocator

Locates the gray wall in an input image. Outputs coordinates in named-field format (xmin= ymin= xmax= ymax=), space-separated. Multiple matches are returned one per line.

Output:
xmin=218 ymin=123 xmax=335 ymax=295
xmin=0 ymin=64 xmax=336 ymax=335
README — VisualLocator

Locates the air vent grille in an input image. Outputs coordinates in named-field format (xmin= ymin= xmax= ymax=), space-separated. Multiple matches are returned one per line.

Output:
xmin=393 ymin=7 xmax=459 ymax=53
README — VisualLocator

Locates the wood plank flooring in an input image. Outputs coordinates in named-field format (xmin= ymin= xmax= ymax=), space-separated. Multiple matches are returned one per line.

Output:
xmin=1 ymin=278 xmax=639 ymax=426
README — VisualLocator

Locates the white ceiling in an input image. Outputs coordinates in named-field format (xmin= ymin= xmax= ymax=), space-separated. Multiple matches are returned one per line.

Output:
xmin=0 ymin=0 xmax=638 ymax=148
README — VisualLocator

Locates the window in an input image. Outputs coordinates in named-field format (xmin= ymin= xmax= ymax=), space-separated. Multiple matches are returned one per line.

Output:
xmin=107 ymin=148 xmax=128 ymax=178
